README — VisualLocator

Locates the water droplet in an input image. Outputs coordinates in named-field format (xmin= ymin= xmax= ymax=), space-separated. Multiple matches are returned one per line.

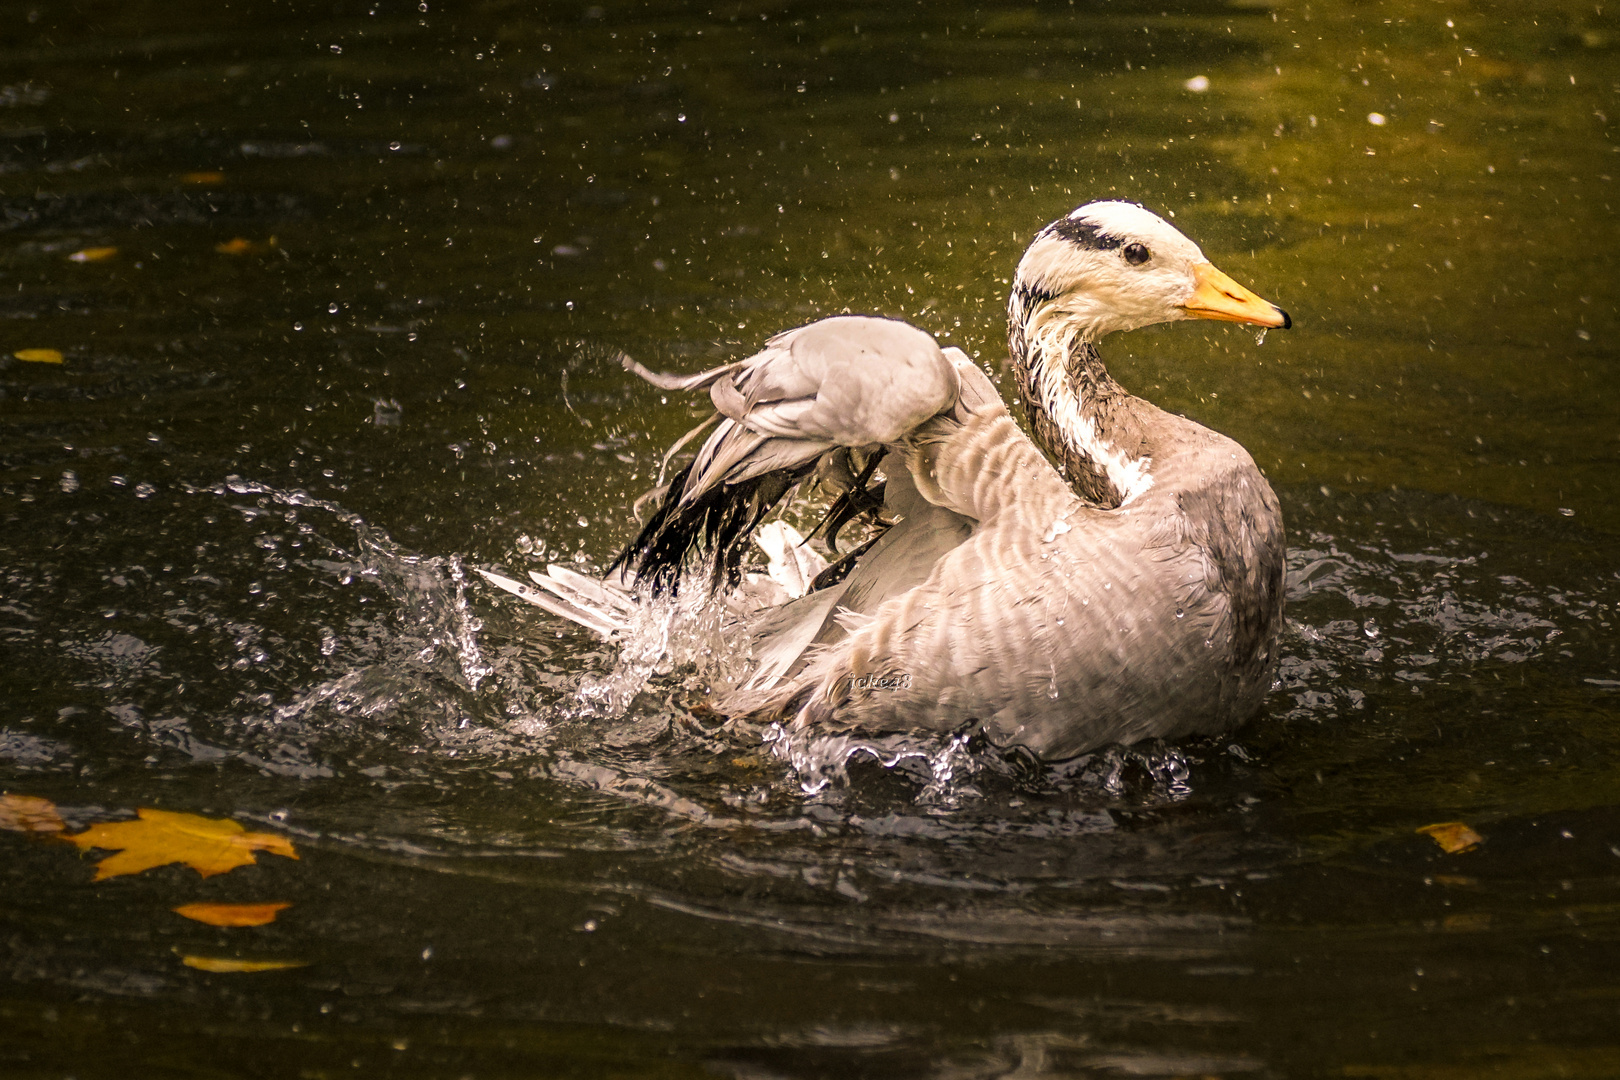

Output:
xmin=1175 ymin=608 xmax=1185 ymax=619
xmin=59 ymin=470 xmax=79 ymax=493
xmin=1254 ymin=328 xmax=1268 ymax=346
xmin=292 ymin=321 xmax=303 ymax=331
xmin=328 ymin=302 xmax=339 ymax=314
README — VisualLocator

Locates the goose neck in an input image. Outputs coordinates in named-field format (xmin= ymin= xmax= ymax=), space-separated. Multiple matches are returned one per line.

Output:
xmin=1009 ymin=309 xmax=1148 ymax=508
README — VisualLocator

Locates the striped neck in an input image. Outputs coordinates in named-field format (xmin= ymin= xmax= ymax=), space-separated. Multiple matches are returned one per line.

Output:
xmin=1008 ymin=286 xmax=1153 ymax=509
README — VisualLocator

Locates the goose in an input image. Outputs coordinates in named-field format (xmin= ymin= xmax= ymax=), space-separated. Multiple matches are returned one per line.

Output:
xmin=483 ymin=200 xmax=1291 ymax=761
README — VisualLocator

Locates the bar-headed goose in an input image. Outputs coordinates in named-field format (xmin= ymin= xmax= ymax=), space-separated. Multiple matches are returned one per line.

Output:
xmin=485 ymin=200 xmax=1291 ymax=760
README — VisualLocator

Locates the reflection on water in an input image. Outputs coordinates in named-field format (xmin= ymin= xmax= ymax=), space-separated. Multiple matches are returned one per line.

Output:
xmin=2 ymin=0 xmax=1619 ymax=1075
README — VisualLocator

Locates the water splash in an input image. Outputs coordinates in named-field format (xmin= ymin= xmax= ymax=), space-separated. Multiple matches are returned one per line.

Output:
xmin=574 ymin=590 xmax=713 ymax=718
xmin=212 ymin=476 xmax=493 ymax=693
xmin=763 ymin=723 xmax=981 ymax=800
xmin=167 ymin=475 xmax=537 ymax=776
xmin=1050 ymin=743 xmax=1195 ymax=800
xmin=563 ymin=561 xmax=754 ymax=721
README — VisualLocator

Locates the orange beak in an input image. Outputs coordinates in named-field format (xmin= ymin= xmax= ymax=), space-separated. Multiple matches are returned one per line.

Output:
xmin=1183 ymin=262 xmax=1291 ymax=329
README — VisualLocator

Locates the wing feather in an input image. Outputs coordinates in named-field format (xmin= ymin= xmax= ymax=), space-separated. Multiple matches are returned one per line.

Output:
xmin=616 ymin=315 xmax=963 ymax=593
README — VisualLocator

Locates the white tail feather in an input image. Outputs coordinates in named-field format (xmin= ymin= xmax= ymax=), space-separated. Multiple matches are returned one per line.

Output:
xmin=475 ymin=568 xmax=626 ymax=638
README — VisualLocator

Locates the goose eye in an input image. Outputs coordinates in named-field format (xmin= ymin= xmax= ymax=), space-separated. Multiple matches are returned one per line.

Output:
xmin=1123 ymin=243 xmax=1151 ymax=266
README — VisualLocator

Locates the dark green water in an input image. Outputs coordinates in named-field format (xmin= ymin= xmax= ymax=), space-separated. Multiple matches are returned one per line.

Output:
xmin=3 ymin=1 xmax=1619 ymax=1076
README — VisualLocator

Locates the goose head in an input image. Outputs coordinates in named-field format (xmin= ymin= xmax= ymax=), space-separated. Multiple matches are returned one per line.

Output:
xmin=1008 ymin=200 xmax=1290 ymax=350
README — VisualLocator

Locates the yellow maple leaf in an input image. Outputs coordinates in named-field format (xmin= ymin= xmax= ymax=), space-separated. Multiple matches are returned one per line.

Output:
xmin=0 ymin=794 xmax=66 ymax=834
xmin=1416 ymin=821 xmax=1484 ymax=855
xmin=173 ymin=901 xmax=291 ymax=927
xmin=181 ymin=955 xmax=308 ymax=973
xmin=67 ymin=808 xmax=298 ymax=880
xmin=68 ymin=247 xmax=118 ymax=263
xmin=13 ymin=348 xmax=64 ymax=364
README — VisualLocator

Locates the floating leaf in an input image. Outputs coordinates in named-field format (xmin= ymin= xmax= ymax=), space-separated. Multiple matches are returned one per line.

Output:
xmin=1416 ymin=821 xmax=1484 ymax=855
xmin=182 ymin=171 xmax=225 ymax=184
xmin=13 ymin=348 xmax=64 ymax=364
xmin=67 ymin=247 xmax=118 ymax=263
xmin=173 ymin=901 xmax=291 ymax=927
xmin=67 ymin=808 xmax=298 ymax=881
xmin=0 ymin=794 xmax=65 ymax=834
xmin=181 ymin=955 xmax=308 ymax=973
xmin=215 ymin=236 xmax=277 ymax=255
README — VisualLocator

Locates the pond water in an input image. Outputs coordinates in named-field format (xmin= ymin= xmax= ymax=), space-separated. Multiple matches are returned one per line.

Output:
xmin=3 ymin=1 xmax=1618 ymax=1076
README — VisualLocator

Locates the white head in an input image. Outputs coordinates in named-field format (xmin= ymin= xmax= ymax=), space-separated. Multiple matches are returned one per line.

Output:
xmin=1009 ymin=200 xmax=1289 ymax=345
xmin=1005 ymin=201 xmax=1290 ymax=506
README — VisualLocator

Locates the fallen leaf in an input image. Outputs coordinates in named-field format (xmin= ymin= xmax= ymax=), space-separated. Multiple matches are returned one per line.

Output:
xmin=173 ymin=901 xmax=291 ymax=927
xmin=214 ymin=236 xmax=276 ymax=255
xmin=13 ymin=348 xmax=64 ymax=364
xmin=181 ymin=955 xmax=308 ymax=973
xmin=67 ymin=808 xmax=298 ymax=880
xmin=1416 ymin=821 xmax=1484 ymax=855
xmin=0 ymin=794 xmax=66 ymax=834
xmin=182 ymin=171 xmax=225 ymax=184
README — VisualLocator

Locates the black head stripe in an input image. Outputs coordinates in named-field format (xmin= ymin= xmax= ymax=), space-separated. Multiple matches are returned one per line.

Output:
xmin=1012 ymin=280 xmax=1058 ymax=311
xmin=1046 ymin=216 xmax=1124 ymax=251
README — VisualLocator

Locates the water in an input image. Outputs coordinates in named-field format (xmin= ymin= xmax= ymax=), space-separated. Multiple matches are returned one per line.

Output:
xmin=3 ymin=1 xmax=1619 ymax=1076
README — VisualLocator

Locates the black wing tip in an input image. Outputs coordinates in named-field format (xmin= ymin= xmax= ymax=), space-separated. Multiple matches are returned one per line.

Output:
xmin=611 ymin=462 xmax=816 ymax=599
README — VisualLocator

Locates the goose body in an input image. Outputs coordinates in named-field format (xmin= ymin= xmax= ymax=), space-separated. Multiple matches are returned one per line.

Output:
xmin=488 ymin=201 xmax=1291 ymax=760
